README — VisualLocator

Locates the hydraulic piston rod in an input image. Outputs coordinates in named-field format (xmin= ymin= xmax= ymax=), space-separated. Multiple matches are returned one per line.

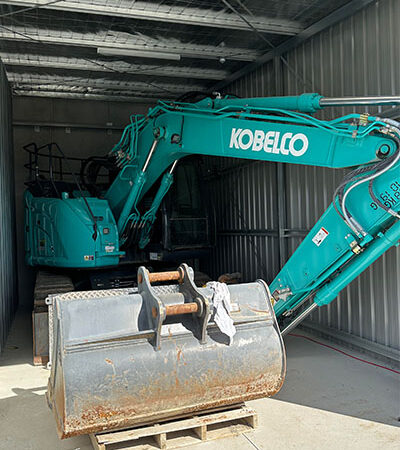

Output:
xmin=319 ymin=96 xmax=400 ymax=107
xmin=281 ymin=302 xmax=318 ymax=336
xmin=211 ymin=93 xmax=400 ymax=114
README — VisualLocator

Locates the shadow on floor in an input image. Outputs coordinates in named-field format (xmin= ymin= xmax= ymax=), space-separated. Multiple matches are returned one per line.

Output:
xmin=0 ymin=385 xmax=92 ymax=450
xmin=275 ymin=334 xmax=400 ymax=427
xmin=0 ymin=307 xmax=34 ymax=367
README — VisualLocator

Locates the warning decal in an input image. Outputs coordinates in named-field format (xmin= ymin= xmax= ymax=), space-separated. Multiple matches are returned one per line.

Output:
xmin=312 ymin=227 xmax=329 ymax=247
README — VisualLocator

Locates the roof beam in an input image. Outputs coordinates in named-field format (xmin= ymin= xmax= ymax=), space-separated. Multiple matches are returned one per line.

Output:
xmin=7 ymin=71 xmax=203 ymax=93
xmin=1 ymin=0 xmax=302 ymax=35
xmin=11 ymin=82 xmax=174 ymax=99
xmin=13 ymin=85 xmax=168 ymax=98
xmin=12 ymin=89 xmax=159 ymax=103
xmin=0 ymin=26 xmax=258 ymax=61
xmin=0 ymin=53 xmax=228 ymax=80
xmin=213 ymin=0 xmax=377 ymax=89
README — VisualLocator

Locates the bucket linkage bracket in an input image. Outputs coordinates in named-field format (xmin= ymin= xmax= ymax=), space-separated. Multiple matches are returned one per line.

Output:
xmin=137 ymin=263 xmax=211 ymax=350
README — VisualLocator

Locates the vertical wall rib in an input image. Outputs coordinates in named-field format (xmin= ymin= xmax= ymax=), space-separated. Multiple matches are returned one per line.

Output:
xmin=0 ymin=59 xmax=18 ymax=352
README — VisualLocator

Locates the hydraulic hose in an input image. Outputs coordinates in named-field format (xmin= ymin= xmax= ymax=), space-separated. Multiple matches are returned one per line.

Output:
xmin=333 ymin=120 xmax=400 ymax=236
xmin=341 ymin=128 xmax=400 ymax=235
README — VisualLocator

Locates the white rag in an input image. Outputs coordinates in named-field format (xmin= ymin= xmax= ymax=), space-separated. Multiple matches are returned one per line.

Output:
xmin=206 ymin=281 xmax=236 ymax=344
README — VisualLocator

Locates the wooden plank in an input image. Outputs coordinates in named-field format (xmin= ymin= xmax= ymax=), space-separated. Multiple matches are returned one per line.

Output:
xmin=206 ymin=421 xmax=251 ymax=440
xmin=32 ymin=310 xmax=49 ymax=365
xmin=153 ymin=431 xmax=166 ymax=450
xmin=96 ymin=402 xmax=245 ymax=437
xmin=96 ymin=402 xmax=245 ymax=436
xmin=193 ymin=424 xmax=207 ymax=440
xmin=91 ymin=404 xmax=257 ymax=450
xmin=245 ymin=413 xmax=258 ymax=428
xmin=97 ymin=405 xmax=254 ymax=443
xmin=89 ymin=433 xmax=105 ymax=450
xmin=161 ymin=432 xmax=202 ymax=450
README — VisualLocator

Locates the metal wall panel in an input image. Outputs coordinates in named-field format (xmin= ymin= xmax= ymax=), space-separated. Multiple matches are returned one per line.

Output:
xmin=282 ymin=0 xmax=399 ymax=350
xmin=0 ymin=59 xmax=17 ymax=353
xmin=206 ymin=0 xmax=399 ymax=351
xmin=204 ymin=61 xmax=281 ymax=284
xmin=205 ymin=158 xmax=280 ymax=284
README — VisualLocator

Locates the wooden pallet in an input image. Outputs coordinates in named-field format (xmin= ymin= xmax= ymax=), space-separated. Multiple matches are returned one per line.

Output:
xmin=90 ymin=404 xmax=257 ymax=450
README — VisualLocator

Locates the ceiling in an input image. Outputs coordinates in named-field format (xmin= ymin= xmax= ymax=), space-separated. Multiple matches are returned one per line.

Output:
xmin=0 ymin=0 xmax=361 ymax=102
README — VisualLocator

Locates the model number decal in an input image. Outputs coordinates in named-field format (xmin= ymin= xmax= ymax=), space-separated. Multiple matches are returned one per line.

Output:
xmin=370 ymin=181 xmax=400 ymax=210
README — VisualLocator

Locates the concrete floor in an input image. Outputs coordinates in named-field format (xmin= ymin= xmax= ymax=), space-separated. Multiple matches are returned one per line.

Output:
xmin=0 ymin=309 xmax=399 ymax=450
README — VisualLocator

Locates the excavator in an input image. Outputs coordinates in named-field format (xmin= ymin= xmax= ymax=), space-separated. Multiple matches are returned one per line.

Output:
xmin=24 ymin=93 xmax=400 ymax=439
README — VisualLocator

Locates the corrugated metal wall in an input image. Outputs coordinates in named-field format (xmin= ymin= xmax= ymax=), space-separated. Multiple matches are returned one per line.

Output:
xmin=205 ymin=61 xmax=279 ymax=282
xmin=205 ymin=0 xmax=399 ymax=351
xmin=282 ymin=0 xmax=399 ymax=350
xmin=206 ymin=158 xmax=280 ymax=283
xmin=0 ymin=59 xmax=18 ymax=353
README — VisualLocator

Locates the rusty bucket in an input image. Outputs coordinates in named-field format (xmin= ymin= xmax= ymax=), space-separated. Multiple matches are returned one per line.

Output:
xmin=47 ymin=264 xmax=286 ymax=438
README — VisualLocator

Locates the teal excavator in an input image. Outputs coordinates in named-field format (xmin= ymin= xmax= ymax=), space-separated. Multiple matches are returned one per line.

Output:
xmin=24 ymin=93 xmax=400 ymax=438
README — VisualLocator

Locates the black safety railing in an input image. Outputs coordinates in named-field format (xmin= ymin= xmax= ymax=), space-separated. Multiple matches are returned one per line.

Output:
xmin=24 ymin=142 xmax=102 ymax=240
xmin=24 ymin=142 xmax=86 ymax=182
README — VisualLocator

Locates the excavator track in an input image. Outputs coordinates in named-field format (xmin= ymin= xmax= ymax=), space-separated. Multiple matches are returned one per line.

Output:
xmin=32 ymin=271 xmax=74 ymax=365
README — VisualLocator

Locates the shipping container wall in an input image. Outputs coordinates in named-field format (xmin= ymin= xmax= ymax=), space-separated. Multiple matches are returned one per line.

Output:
xmin=205 ymin=157 xmax=281 ymax=284
xmin=281 ymin=0 xmax=399 ymax=350
xmin=205 ymin=0 xmax=399 ymax=351
xmin=0 ymin=60 xmax=17 ymax=352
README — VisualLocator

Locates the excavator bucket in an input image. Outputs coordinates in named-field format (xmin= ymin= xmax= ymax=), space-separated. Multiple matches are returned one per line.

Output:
xmin=47 ymin=264 xmax=285 ymax=439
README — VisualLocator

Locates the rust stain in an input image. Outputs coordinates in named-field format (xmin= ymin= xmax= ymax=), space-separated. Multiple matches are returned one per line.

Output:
xmin=49 ymin=310 xmax=285 ymax=440
xmin=166 ymin=302 xmax=198 ymax=316
xmin=59 ymin=366 xmax=285 ymax=439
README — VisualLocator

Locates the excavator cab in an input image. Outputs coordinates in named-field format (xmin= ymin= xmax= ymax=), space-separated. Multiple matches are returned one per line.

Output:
xmin=24 ymin=143 xmax=214 ymax=270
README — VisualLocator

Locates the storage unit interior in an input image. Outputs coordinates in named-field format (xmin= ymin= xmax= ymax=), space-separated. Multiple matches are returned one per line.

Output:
xmin=0 ymin=1 xmax=399 ymax=449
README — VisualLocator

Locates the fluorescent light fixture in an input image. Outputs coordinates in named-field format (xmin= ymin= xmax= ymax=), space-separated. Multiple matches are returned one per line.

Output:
xmin=97 ymin=47 xmax=181 ymax=61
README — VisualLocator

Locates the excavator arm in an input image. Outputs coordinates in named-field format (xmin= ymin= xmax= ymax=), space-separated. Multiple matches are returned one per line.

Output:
xmin=104 ymin=93 xmax=400 ymax=329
